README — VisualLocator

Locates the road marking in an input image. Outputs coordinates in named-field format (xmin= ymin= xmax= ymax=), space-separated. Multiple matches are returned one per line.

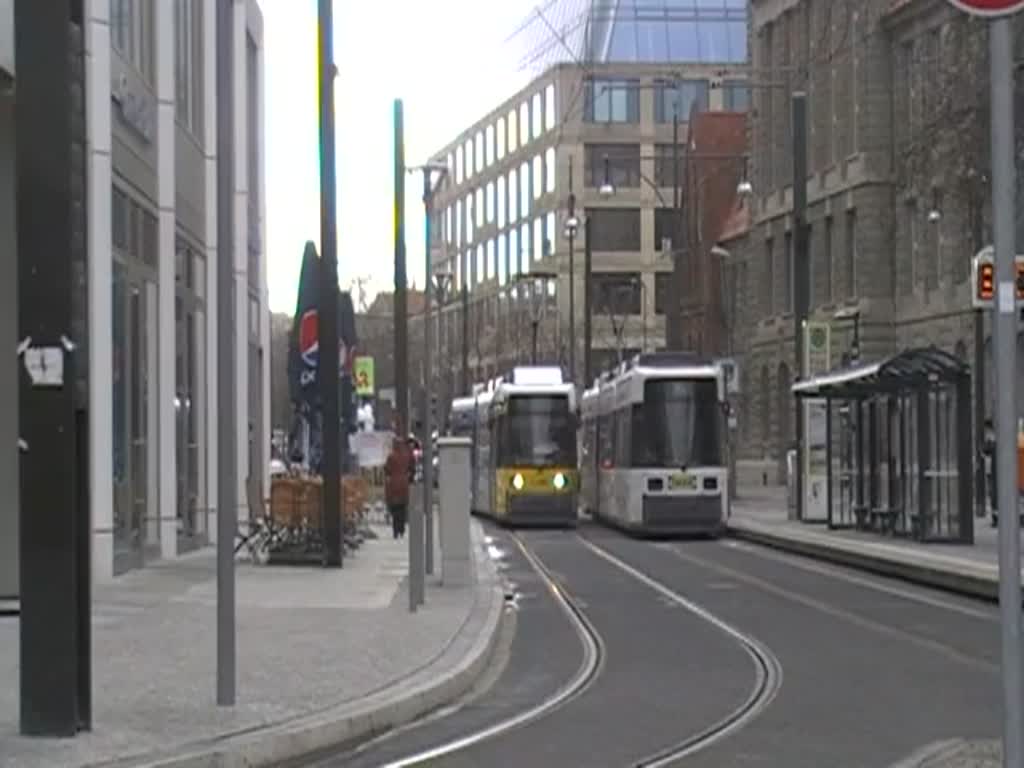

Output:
xmin=664 ymin=546 xmax=997 ymax=673
xmin=718 ymin=540 xmax=997 ymax=622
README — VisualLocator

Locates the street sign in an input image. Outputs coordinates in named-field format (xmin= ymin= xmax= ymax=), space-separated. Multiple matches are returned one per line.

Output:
xmin=971 ymin=247 xmax=1024 ymax=308
xmin=353 ymin=356 xmax=374 ymax=396
xmin=946 ymin=0 xmax=1024 ymax=17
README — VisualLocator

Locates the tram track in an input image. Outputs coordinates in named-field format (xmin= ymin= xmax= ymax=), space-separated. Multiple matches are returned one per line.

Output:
xmin=368 ymin=529 xmax=781 ymax=767
xmin=372 ymin=531 xmax=605 ymax=768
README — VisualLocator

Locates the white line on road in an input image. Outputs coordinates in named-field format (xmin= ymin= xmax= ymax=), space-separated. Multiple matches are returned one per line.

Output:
xmin=665 ymin=545 xmax=997 ymax=673
xmin=719 ymin=539 xmax=997 ymax=622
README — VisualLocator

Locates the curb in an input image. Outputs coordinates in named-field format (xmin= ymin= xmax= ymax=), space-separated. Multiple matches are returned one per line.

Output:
xmin=113 ymin=523 xmax=507 ymax=768
xmin=726 ymin=519 xmax=1001 ymax=602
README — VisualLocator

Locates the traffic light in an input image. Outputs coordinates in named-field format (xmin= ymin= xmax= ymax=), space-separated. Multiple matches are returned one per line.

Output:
xmin=977 ymin=260 xmax=995 ymax=303
xmin=972 ymin=250 xmax=1024 ymax=308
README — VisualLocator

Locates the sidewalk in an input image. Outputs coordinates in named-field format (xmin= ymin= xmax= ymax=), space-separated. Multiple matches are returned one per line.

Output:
xmin=0 ymin=519 xmax=506 ymax=768
xmin=728 ymin=486 xmax=1017 ymax=600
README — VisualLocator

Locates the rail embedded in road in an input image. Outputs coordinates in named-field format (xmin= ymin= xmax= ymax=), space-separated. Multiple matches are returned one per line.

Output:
xmin=375 ymin=532 xmax=604 ymax=768
xmin=577 ymin=535 xmax=783 ymax=766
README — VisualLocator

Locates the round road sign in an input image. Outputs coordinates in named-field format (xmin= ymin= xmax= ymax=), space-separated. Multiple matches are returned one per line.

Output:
xmin=947 ymin=0 xmax=1024 ymax=16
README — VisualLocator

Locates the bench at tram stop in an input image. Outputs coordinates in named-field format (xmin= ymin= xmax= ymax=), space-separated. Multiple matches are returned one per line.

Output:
xmin=437 ymin=436 xmax=473 ymax=587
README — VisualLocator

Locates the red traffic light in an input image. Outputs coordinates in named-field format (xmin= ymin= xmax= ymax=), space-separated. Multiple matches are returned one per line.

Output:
xmin=978 ymin=261 xmax=995 ymax=301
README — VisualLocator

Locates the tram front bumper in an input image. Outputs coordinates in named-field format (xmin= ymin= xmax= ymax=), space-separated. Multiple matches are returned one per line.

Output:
xmin=507 ymin=492 xmax=577 ymax=525
xmin=641 ymin=494 xmax=723 ymax=533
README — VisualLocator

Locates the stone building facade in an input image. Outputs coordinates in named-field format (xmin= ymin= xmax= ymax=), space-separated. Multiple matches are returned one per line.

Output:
xmin=731 ymin=0 xmax=1024 ymax=487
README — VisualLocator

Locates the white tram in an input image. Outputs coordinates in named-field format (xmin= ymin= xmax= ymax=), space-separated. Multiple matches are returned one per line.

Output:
xmin=580 ymin=352 xmax=729 ymax=535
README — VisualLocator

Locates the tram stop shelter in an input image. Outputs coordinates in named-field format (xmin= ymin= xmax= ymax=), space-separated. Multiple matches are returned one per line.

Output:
xmin=791 ymin=346 xmax=973 ymax=544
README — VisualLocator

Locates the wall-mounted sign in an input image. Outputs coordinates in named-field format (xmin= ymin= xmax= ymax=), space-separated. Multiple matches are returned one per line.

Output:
xmin=110 ymin=71 xmax=154 ymax=143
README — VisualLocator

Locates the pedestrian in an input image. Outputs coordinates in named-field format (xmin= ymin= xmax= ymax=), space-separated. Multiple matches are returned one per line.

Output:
xmin=984 ymin=419 xmax=998 ymax=527
xmin=385 ymin=436 xmax=411 ymax=539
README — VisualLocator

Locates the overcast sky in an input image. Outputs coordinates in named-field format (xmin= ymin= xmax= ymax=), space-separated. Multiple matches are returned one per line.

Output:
xmin=262 ymin=0 xmax=544 ymax=314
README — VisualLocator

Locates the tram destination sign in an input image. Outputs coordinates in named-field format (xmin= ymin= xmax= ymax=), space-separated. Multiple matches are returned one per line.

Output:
xmin=946 ymin=0 xmax=1024 ymax=17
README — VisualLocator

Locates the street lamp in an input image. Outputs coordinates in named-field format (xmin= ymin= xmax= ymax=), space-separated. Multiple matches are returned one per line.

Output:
xmin=599 ymin=154 xmax=615 ymax=198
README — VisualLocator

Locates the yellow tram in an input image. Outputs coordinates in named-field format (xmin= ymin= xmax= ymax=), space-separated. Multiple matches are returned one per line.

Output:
xmin=465 ymin=366 xmax=578 ymax=528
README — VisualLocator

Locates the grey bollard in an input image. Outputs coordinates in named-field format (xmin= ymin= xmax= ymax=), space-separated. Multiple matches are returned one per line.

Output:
xmin=438 ymin=437 xmax=472 ymax=587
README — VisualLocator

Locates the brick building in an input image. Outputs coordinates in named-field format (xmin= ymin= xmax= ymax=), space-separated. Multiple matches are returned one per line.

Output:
xmin=730 ymin=0 xmax=1024 ymax=488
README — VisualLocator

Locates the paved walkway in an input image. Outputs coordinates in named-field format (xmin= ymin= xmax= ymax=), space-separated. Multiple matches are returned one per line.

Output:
xmin=0 ymin=520 xmax=505 ymax=768
xmin=730 ymin=486 xmax=1019 ymax=599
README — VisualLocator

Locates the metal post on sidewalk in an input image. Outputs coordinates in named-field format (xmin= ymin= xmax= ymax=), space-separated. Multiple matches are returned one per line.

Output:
xmin=393 ymin=99 xmax=422 ymax=612
xmin=989 ymin=17 xmax=1022 ymax=768
xmin=214 ymin=0 xmax=237 ymax=708
xmin=318 ymin=0 xmax=342 ymax=569
xmin=791 ymin=91 xmax=809 ymax=524
xmin=16 ymin=0 xmax=92 ymax=735
xmin=583 ymin=216 xmax=593 ymax=384
xmin=567 ymin=158 xmax=577 ymax=382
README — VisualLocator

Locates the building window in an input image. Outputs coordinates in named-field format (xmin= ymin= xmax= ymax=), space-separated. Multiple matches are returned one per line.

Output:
xmin=475 ymin=187 xmax=484 ymax=228
xmin=531 ymin=92 xmax=543 ymax=139
xmin=111 ymin=0 xmax=154 ymax=83
xmin=654 ymin=208 xmax=678 ymax=252
xmin=485 ymin=124 xmax=495 ymax=167
xmin=509 ymin=228 xmax=520 ymax=277
xmin=486 ymin=239 xmax=495 ymax=281
xmin=174 ymin=0 xmax=202 ymax=135
xmin=519 ymin=101 xmax=530 ymax=147
xmin=764 ymin=238 xmax=774 ymax=315
xmin=533 ymin=155 xmax=543 ymax=200
xmin=783 ymin=231 xmax=793 ymax=312
xmin=455 ymin=200 xmax=463 ymax=247
xmin=585 ymin=144 xmax=640 ymax=189
xmin=465 ymin=194 xmax=474 ymax=244
xmin=533 ymin=217 xmax=544 ymax=263
xmin=585 ymin=78 xmax=639 ymax=123
xmin=497 ymin=177 xmax=506 ymax=228
xmin=545 ymin=147 xmax=556 ymax=193
xmin=486 ymin=181 xmax=495 ymax=224
xmin=498 ymin=235 xmax=507 ymax=286
xmin=455 ymin=146 xmax=464 ymax=184
xmin=846 ymin=210 xmax=857 ymax=298
xmin=521 ymin=222 xmax=531 ymax=264
xmin=545 ymin=83 xmax=556 ymax=131
xmin=722 ymin=80 xmax=750 ymax=111
xmin=654 ymin=272 xmax=672 ymax=314
xmin=654 ymin=79 xmax=708 ymax=123
xmin=464 ymin=138 xmax=474 ymax=178
xmin=545 ymin=212 xmax=556 ymax=259
xmin=445 ymin=206 xmax=452 ymax=245
xmin=475 ymin=131 xmax=484 ymax=173
xmin=823 ymin=216 xmax=833 ymax=303
xmin=508 ymin=108 xmax=518 ymax=154
xmin=476 ymin=245 xmax=484 ymax=286
xmin=496 ymin=117 xmax=506 ymax=160
xmin=653 ymin=144 xmax=682 ymax=188
xmin=594 ymin=272 xmax=642 ymax=315
xmin=520 ymin=161 xmax=531 ymax=219
xmin=586 ymin=208 xmax=641 ymax=251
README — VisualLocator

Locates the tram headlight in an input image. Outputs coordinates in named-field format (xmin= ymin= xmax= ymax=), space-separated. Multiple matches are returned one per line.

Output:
xmin=512 ymin=473 xmax=525 ymax=490
xmin=553 ymin=472 xmax=567 ymax=490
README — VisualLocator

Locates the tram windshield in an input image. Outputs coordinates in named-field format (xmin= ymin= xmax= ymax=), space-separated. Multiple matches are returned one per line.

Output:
xmin=497 ymin=395 xmax=576 ymax=466
xmin=634 ymin=378 xmax=722 ymax=467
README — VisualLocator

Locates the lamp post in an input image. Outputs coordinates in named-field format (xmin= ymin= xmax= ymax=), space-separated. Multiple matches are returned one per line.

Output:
xmin=432 ymin=267 xmax=453 ymax=432
xmin=564 ymin=184 xmax=580 ymax=382
xmin=415 ymin=159 xmax=448 ymax=582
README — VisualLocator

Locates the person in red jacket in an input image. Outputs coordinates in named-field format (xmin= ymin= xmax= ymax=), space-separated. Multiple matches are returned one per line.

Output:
xmin=384 ymin=437 xmax=411 ymax=539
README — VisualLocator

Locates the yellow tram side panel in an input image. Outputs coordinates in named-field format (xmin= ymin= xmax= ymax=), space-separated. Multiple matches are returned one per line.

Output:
xmin=493 ymin=466 xmax=578 ymax=517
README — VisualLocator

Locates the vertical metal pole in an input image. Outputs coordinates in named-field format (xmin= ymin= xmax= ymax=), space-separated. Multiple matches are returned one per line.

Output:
xmin=792 ymin=91 xmax=809 ymax=523
xmin=975 ymin=311 xmax=987 ymax=518
xmin=422 ymin=170 xmax=435 ymax=578
xmin=584 ymin=216 xmax=593 ymax=384
xmin=568 ymin=157 xmax=577 ymax=382
xmin=670 ymin=110 xmax=682 ymax=348
xmin=989 ymin=18 xmax=1022 ymax=768
xmin=393 ymin=100 xmax=420 ymax=611
xmin=214 ymin=0 xmax=237 ymax=707
xmin=532 ymin=321 xmax=539 ymax=364
xmin=16 ymin=0 xmax=88 ymax=735
xmin=318 ymin=0 xmax=342 ymax=568
xmin=461 ymin=283 xmax=469 ymax=393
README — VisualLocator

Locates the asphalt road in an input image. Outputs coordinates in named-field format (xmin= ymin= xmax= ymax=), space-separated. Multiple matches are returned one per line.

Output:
xmin=313 ymin=521 xmax=1002 ymax=768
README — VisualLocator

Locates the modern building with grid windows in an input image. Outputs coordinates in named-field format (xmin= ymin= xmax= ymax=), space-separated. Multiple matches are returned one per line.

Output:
xmin=0 ymin=0 xmax=269 ymax=591
xmin=425 ymin=0 xmax=750 ymax=400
